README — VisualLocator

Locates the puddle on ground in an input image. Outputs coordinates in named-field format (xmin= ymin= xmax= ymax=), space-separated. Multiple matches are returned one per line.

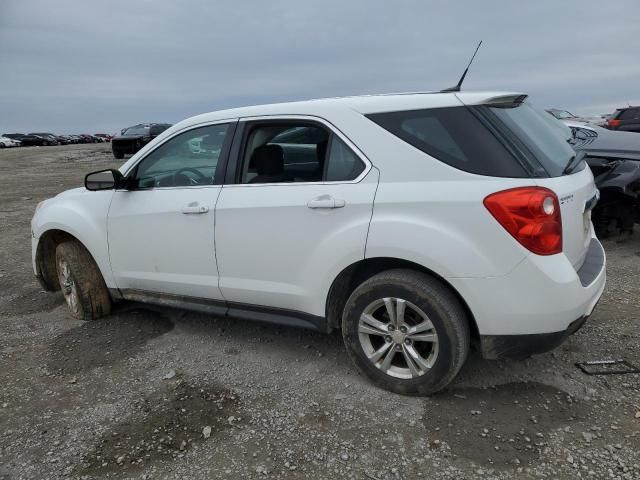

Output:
xmin=47 ymin=308 xmax=173 ymax=374
xmin=76 ymin=381 xmax=241 ymax=477
xmin=425 ymin=382 xmax=592 ymax=468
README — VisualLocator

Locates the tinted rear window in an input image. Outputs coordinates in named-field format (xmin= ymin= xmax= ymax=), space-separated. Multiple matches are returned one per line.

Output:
xmin=367 ymin=106 xmax=529 ymax=178
xmin=480 ymin=101 xmax=576 ymax=177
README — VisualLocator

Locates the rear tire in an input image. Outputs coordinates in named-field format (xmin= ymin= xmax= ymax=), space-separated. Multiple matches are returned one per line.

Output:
xmin=55 ymin=241 xmax=112 ymax=320
xmin=342 ymin=269 xmax=470 ymax=395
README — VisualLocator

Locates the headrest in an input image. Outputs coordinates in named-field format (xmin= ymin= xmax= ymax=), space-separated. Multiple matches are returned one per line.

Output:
xmin=251 ymin=144 xmax=284 ymax=174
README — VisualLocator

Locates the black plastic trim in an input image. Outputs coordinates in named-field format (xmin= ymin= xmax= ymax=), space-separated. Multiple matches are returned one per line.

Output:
xmin=480 ymin=316 xmax=588 ymax=360
xmin=577 ymin=239 xmax=605 ymax=287
xmin=120 ymin=289 xmax=228 ymax=316
xmin=226 ymin=301 xmax=326 ymax=332
xmin=117 ymin=288 xmax=327 ymax=332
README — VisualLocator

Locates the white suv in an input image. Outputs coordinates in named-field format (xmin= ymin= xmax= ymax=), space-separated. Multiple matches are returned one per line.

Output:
xmin=31 ymin=91 xmax=606 ymax=394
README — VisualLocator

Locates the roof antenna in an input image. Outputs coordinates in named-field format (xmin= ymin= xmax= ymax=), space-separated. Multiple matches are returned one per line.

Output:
xmin=441 ymin=40 xmax=483 ymax=93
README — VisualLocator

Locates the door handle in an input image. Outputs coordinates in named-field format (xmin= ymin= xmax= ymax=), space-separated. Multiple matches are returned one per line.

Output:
xmin=307 ymin=196 xmax=346 ymax=209
xmin=181 ymin=202 xmax=209 ymax=214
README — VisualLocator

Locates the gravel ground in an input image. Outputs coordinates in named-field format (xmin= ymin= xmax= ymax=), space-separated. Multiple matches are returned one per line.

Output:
xmin=0 ymin=143 xmax=638 ymax=480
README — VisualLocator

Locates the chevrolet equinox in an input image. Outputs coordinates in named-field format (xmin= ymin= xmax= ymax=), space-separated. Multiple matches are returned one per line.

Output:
xmin=31 ymin=91 xmax=606 ymax=395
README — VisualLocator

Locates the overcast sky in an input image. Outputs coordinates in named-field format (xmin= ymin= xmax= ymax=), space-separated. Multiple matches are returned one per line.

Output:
xmin=1 ymin=0 xmax=638 ymax=134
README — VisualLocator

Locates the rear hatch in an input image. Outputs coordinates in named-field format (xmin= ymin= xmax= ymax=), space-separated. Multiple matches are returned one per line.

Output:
xmin=468 ymin=95 xmax=597 ymax=269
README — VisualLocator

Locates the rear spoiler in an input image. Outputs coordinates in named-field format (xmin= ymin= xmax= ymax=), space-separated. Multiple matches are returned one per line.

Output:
xmin=481 ymin=94 xmax=528 ymax=107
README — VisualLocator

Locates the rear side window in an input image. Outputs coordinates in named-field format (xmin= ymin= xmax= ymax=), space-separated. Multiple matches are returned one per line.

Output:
xmin=618 ymin=108 xmax=639 ymax=120
xmin=367 ymin=107 xmax=528 ymax=178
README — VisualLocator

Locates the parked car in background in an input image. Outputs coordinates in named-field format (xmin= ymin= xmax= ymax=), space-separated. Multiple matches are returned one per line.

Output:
xmin=0 ymin=135 xmax=22 ymax=147
xmin=56 ymin=135 xmax=74 ymax=145
xmin=547 ymin=108 xmax=603 ymax=125
xmin=76 ymin=134 xmax=96 ymax=143
xmin=29 ymin=133 xmax=60 ymax=146
xmin=605 ymin=106 xmax=640 ymax=133
xmin=31 ymin=92 xmax=605 ymax=395
xmin=111 ymin=123 xmax=171 ymax=159
xmin=563 ymin=121 xmax=640 ymax=236
xmin=4 ymin=133 xmax=53 ymax=146
xmin=94 ymin=133 xmax=112 ymax=142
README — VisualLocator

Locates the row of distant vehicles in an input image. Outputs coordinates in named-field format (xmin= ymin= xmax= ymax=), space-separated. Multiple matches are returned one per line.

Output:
xmin=546 ymin=105 xmax=640 ymax=237
xmin=0 ymin=132 xmax=112 ymax=148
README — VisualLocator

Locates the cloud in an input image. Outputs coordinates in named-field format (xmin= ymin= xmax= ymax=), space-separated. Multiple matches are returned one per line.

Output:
xmin=0 ymin=0 xmax=638 ymax=133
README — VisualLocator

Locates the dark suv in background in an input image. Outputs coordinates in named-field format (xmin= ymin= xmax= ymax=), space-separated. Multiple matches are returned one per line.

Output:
xmin=111 ymin=123 xmax=171 ymax=159
xmin=606 ymin=107 xmax=640 ymax=132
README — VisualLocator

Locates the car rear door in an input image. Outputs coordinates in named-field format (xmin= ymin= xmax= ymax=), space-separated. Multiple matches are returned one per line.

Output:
xmin=214 ymin=117 xmax=378 ymax=320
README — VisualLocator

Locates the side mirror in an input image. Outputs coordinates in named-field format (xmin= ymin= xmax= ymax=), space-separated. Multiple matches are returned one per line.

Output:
xmin=85 ymin=169 xmax=123 ymax=191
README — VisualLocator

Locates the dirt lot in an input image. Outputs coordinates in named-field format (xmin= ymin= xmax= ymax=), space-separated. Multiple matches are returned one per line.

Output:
xmin=0 ymin=143 xmax=639 ymax=480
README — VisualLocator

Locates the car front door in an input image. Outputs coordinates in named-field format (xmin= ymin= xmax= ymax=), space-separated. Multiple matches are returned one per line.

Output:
xmin=108 ymin=121 xmax=235 ymax=303
xmin=214 ymin=118 xmax=379 ymax=322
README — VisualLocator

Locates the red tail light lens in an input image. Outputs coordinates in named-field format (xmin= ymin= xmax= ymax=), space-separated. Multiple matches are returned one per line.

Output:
xmin=484 ymin=187 xmax=562 ymax=255
xmin=607 ymin=119 xmax=621 ymax=128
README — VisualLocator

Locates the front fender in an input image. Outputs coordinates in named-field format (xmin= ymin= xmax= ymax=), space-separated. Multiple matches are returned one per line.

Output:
xmin=32 ymin=189 xmax=115 ymax=288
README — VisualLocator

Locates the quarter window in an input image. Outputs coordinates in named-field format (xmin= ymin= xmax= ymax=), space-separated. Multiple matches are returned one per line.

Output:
xmin=325 ymin=136 xmax=365 ymax=181
xmin=133 ymin=123 xmax=229 ymax=188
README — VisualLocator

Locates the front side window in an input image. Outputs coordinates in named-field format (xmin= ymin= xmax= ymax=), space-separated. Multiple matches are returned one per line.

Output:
xmin=240 ymin=122 xmax=365 ymax=184
xmin=133 ymin=123 xmax=229 ymax=188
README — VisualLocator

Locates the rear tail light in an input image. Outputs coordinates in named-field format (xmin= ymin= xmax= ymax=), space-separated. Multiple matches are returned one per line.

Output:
xmin=607 ymin=119 xmax=621 ymax=128
xmin=484 ymin=187 xmax=562 ymax=255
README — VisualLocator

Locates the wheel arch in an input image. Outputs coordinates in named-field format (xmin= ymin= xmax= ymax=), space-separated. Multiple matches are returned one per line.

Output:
xmin=325 ymin=257 xmax=480 ymax=343
xmin=35 ymin=228 xmax=105 ymax=292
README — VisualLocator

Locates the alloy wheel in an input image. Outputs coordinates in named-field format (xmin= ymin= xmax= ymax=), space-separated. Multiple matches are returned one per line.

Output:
xmin=358 ymin=297 xmax=439 ymax=379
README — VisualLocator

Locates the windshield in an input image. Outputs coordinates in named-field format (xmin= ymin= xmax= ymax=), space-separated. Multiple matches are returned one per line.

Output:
xmin=481 ymin=101 xmax=577 ymax=177
xmin=124 ymin=126 xmax=150 ymax=136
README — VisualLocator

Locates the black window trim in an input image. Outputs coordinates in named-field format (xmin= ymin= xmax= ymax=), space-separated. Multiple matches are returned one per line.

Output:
xmin=223 ymin=115 xmax=371 ymax=186
xmin=119 ymin=119 xmax=238 ymax=191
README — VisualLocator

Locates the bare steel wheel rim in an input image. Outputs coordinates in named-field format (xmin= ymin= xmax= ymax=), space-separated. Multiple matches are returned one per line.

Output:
xmin=57 ymin=258 xmax=80 ymax=314
xmin=358 ymin=297 xmax=439 ymax=380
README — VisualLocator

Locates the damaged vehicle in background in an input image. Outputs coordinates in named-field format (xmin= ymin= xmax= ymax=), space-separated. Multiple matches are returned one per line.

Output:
xmin=111 ymin=123 xmax=171 ymax=159
xmin=547 ymin=108 xmax=606 ymax=126
xmin=565 ymin=121 xmax=640 ymax=236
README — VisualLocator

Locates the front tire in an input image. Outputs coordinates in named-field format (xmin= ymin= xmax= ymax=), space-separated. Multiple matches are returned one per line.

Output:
xmin=342 ymin=269 xmax=470 ymax=395
xmin=113 ymin=150 xmax=124 ymax=159
xmin=55 ymin=241 xmax=112 ymax=320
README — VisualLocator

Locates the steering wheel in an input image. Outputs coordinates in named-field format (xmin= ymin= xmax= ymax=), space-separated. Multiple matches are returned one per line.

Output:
xmin=173 ymin=167 xmax=208 ymax=186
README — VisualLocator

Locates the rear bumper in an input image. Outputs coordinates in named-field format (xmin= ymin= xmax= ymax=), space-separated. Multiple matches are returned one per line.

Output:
xmin=480 ymin=315 xmax=589 ymax=360
xmin=449 ymin=234 xmax=606 ymax=339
